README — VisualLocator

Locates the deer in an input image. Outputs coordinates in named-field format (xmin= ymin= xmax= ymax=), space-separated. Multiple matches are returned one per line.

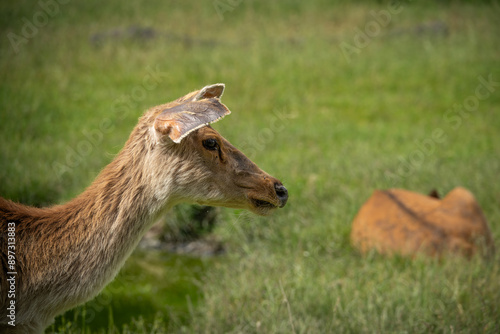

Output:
xmin=0 ymin=83 xmax=288 ymax=334
xmin=350 ymin=187 xmax=495 ymax=258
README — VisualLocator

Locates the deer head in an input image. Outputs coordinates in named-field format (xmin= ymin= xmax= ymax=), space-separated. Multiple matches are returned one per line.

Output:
xmin=140 ymin=83 xmax=288 ymax=216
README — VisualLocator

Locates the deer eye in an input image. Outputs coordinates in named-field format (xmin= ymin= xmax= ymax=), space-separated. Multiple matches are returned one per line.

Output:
xmin=202 ymin=138 xmax=219 ymax=151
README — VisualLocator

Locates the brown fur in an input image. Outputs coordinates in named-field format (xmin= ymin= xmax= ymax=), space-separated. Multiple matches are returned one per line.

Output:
xmin=0 ymin=85 xmax=287 ymax=333
xmin=350 ymin=187 xmax=495 ymax=258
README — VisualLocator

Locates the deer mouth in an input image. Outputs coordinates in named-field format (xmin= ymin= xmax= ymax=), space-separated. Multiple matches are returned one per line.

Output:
xmin=251 ymin=198 xmax=278 ymax=209
xmin=248 ymin=197 xmax=282 ymax=216
xmin=237 ymin=180 xmax=288 ymax=215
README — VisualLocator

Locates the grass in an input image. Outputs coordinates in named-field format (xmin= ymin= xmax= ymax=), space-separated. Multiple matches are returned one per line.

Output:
xmin=1 ymin=0 xmax=500 ymax=333
xmin=50 ymin=250 xmax=211 ymax=332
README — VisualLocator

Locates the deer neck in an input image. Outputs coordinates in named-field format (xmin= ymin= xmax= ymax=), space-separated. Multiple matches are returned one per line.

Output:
xmin=45 ymin=129 xmax=177 ymax=301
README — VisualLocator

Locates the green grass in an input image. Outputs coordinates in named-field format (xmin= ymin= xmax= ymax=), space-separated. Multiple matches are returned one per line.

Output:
xmin=50 ymin=250 xmax=211 ymax=333
xmin=1 ymin=0 xmax=500 ymax=333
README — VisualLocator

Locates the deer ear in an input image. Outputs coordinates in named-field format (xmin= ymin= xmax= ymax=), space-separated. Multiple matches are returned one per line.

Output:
xmin=154 ymin=98 xmax=231 ymax=143
xmin=193 ymin=83 xmax=225 ymax=101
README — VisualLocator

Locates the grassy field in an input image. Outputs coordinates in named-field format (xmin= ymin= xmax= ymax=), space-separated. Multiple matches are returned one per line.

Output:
xmin=1 ymin=0 xmax=500 ymax=333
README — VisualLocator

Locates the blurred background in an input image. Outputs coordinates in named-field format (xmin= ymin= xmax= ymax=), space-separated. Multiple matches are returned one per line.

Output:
xmin=1 ymin=0 xmax=499 ymax=333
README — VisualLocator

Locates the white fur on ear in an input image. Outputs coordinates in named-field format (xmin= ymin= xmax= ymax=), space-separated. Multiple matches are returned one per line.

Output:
xmin=193 ymin=83 xmax=225 ymax=101
xmin=154 ymin=98 xmax=231 ymax=143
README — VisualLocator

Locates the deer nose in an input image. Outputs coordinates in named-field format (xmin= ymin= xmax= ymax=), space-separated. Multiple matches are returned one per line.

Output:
xmin=274 ymin=183 xmax=288 ymax=208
